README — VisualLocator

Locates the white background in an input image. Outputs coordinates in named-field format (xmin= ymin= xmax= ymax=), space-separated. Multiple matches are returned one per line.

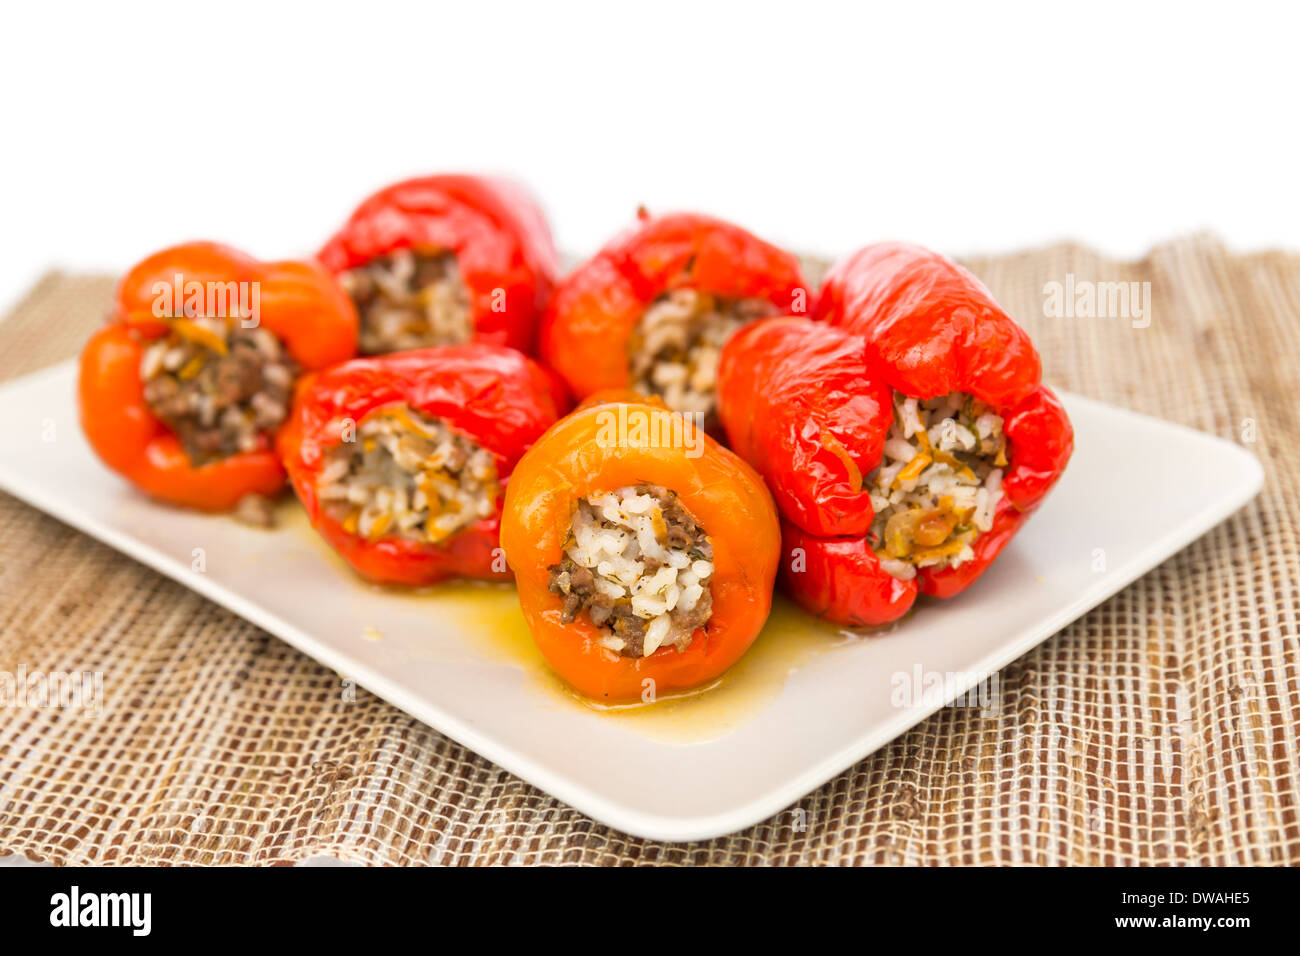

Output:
xmin=1 ymin=0 xmax=1296 ymax=316
xmin=0 ymin=0 xmax=1293 ymax=868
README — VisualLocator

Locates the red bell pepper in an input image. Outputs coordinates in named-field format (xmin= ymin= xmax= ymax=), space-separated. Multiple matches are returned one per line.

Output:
xmin=280 ymin=345 xmax=568 ymax=586
xmin=717 ymin=243 xmax=1073 ymax=627
xmin=538 ymin=210 xmax=810 ymax=426
xmin=815 ymin=242 xmax=1043 ymax=408
xmin=317 ymin=175 xmax=558 ymax=354
xmin=78 ymin=241 xmax=358 ymax=512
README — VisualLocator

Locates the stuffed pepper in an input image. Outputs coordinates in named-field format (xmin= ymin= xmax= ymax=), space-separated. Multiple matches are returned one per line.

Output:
xmin=500 ymin=397 xmax=780 ymax=702
xmin=538 ymin=210 xmax=810 ymax=431
xmin=717 ymin=243 xmax=1073 ymax=627
xmin=281 ymin=344 xmax=567 ymax=586
xmin=78 ymin=241 xmax=358 ymax=518
xmin=318 ymin=174 xmax=558 ymax=355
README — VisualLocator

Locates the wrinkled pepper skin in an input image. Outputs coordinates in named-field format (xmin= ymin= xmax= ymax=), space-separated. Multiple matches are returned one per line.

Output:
xmin=317 ymin=175 xmax=559 ymax=353
xmin=717 ymin=318 xmax=893 ymax=539
xmin=280 ymin=345 xmax=568 ymax=586
xmin=538 ymin=211 xmax=811 ymax=402
xmin=500 ymin=399 xmax=780 ymax=702
xmin=815 ymin=242 xmax=1042 ymax=409
xmin=78 ymin=242 xmax=358 ymax=511
xmin=718 ymin=243 xmax=1073 ymax=626
xmin=778 ymin=520 xmax=919 ymax=627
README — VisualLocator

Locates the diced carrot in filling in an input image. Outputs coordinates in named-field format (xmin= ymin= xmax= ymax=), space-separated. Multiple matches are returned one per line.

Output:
xmin=548 ymin=485 xmax=715 ymax=658
xmin=628 ymin=289 xmax=776 ymax=428
xmin=139 ymin=319 xmax=295 ymax=465
xmin=317 ymin=405 xmax=499 ymax=543
xmin=340 ymin=248 xmax=472 ymax=354
xmin=867 ymin=392 xmax=1008 ymax=580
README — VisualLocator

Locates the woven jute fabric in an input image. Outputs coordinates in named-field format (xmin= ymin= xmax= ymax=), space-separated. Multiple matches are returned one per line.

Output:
xmin=0 ymin=235 xmax=1296 ymax=866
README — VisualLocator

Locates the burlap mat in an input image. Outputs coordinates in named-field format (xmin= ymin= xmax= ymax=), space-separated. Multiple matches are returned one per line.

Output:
xmin=0 ymin=235 xmax=1296 ymax=866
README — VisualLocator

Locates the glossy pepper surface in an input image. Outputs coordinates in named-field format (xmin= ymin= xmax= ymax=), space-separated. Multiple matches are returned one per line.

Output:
xmin=280 ymin=345 xmax=568 ymax=586
xmin=717 ymin=243 xmax=1073 ymax=627
xmin=538 ymin=210 xmax=811 ymax=402
xmin=78 ymin=242 xmax=358 ymax=511
xmin=815 ymin=242 xmax=1042 ymax=408
xmin=499 ymin=398 xmax=781 ymax=702
xmin=317 ymin=175 xmax=558 ymax=353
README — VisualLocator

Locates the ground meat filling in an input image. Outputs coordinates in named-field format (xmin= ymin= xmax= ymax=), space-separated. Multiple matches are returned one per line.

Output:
xmin=548 ymin=485 xmax=715 ymax=658
xmin=316 ymin=405 xmax=499 ymax=543
xmin=139 ymin=319 xmax=295 ymax=466
xmin=866 ymin=392 xmax=1008 ymax=580
xmin=628 ymin=288 xmax=776 ymax=427
xmin=340 ymin=248 xmax=473 ymax=354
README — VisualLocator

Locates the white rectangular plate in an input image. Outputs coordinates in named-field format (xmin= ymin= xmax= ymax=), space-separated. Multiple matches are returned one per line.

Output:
xmin=0 ymin=360 xmax=1263 ymax=841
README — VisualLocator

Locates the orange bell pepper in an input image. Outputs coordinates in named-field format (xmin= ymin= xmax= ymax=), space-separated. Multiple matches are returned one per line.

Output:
xmin=78 ymin=242 xmax=358 ymax=511
xmin=500 ymin=399 xmax=780 ymax=702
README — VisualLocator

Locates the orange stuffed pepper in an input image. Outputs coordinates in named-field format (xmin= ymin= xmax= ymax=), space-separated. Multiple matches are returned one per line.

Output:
xmin=500 ymin=397 xmax=780 ymax=702
xmin=78 ymin=242 xmax=358 ymax=516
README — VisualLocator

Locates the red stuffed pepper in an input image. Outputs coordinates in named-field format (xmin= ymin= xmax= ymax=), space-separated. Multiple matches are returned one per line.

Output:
xmin=280 ymin=345 xmax=567 ymax=586
xmin=78 ymin=241 xmax=358 ymax=517
xmin=318 ymin=175 xmax=558 ymax=356
xmin=717 ymin=243 xmax=1073 ymax=627
xmin=539 ymin=210 xmax=811 ymax=431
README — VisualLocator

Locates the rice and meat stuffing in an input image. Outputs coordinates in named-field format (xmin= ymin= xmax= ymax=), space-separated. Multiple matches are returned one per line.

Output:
xmin=316 ymin=405 xmax=500 ymax=543
xmin=548 ymin=485 xmax=715 ymax=658
xmin=867 ymin=392 xmax=1008 ymax=580
xmin=340 ymin=248 xmax=472 ymax=354
xmin=139 ymin=318 xmax=295 ymax=466
xmin=628 ymin=288 xmax=775 ymax=428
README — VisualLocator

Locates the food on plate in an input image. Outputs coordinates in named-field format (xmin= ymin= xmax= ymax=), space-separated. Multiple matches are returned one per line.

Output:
xmin=538 ymin=210 xmax=810 ymax=431
xmin=280 ymin=344 xmax=567 ymax=585
xmin=77 ymin=241 xmax=358 ymax=513
xmin=717 ymin=243 xmax=1073 ymax=626
xmin=499 ymin=397 xmax=780 ymax=701
xmin=75 ymin=182 xmax=1071 ymax=698
xmin=317 ymin=175 xmax=558 ymax=355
